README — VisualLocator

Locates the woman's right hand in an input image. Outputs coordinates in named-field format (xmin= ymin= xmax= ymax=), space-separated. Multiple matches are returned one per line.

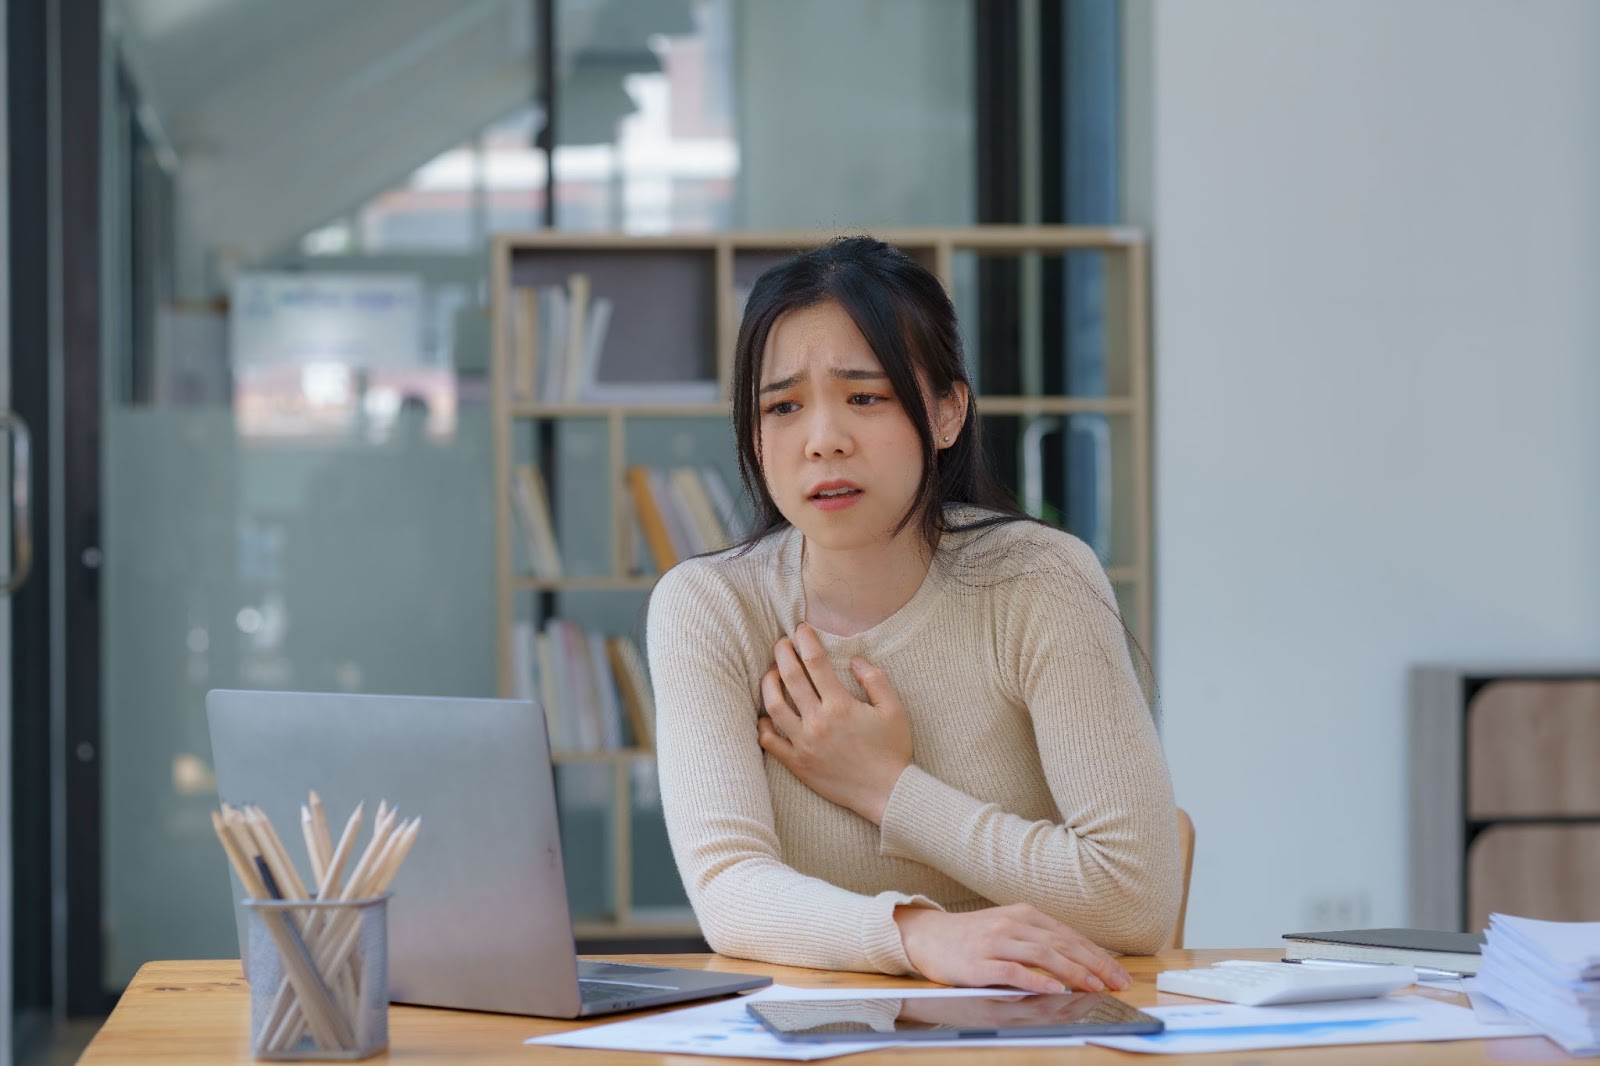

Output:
xmin=893 ymin=904 xmax=1132 ymax=994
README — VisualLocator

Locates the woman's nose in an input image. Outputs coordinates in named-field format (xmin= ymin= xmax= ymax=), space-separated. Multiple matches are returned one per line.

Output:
xmin=804 ymin=406 xmax=852 ymax=457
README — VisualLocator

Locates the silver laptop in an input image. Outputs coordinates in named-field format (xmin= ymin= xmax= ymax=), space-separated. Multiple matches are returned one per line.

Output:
xmin=206 ymin=689 xmax=770 ymax=1017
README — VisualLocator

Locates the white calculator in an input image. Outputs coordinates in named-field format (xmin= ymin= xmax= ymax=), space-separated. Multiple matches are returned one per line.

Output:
xmin=1156 ymin=961 xmax=1416 ymax=1006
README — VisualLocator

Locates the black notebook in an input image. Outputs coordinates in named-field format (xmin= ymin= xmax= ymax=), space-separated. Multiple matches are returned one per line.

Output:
xmin=1281 ymin=928 xmax=1486 ymax=974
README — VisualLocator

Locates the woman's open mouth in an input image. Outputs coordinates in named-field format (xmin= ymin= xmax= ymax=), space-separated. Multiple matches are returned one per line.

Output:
xmin=808 ymin=481 xmax=863 ymax=511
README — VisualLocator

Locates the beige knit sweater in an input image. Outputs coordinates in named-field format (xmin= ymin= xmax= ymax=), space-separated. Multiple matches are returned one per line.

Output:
xmin=646 ymin=509 xmax=1181 ymax=975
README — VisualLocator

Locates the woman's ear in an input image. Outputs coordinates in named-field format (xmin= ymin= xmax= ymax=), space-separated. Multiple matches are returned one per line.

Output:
xmin=934 ymin=382 xmax=969 ymax=448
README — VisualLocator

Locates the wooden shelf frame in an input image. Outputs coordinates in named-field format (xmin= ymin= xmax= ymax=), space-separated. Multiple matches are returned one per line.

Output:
xmin=490 ymin=227 xmax=1154 ymax=937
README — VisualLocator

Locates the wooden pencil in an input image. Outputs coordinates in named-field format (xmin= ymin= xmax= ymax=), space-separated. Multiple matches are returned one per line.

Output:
xmin=213 ymin=808 xmax=350 ymax=1051
xmin=217 ymin=794 xmax=419 ymax=1053
xmin=262 ymin=803 xmax=417 ymax=1051
xmin=307 ymin=790 xmax=333 ymax=871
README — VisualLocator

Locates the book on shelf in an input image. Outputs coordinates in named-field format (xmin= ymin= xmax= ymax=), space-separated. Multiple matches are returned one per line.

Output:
xmin=536 ymin=284 xmax=570 ymax=402
xmin=699 ymin=465 xmax=742 ymax=541
xmin=649 ymin=468 xmax=699 ymax=561
xmin=574 ymin=297 xmax=614 ymax=402
xmin=510 ymin=620 xmax=538 ymax=701
xmin=669 ymin=467 xmax=727 ymax=553
xmin=623 ymin=465 xmax=740 ymax=572
xmin=563 ymin=272 xmax=590 ymax=405
xmin=536 ymin=628 xmax=563 ymax=746
xmin=512 ymin=288 xmax=539 ymax=401
xmin=625 ymin=466 xmax=680 ymax=572
xmin=515 ymin=618 xmax=654 ymax=756
xmin=587 ymin=630 xmax=626 ymax=750
xmin=510 ymin=463 xmax=563 ymax=579
xmin=605 ymin=636 xmax=655 ymax=748
xmin=508 ymin=271 xmax=716 ymax=407
xmin=558 ymin=621 xmax=603 ymax=751
xmin=1280 ymin=928 xmax=1486 ymax=974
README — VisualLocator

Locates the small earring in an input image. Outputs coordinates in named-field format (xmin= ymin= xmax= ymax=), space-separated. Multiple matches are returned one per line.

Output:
xmin=943 ymin=435 xmax=951 ymax=443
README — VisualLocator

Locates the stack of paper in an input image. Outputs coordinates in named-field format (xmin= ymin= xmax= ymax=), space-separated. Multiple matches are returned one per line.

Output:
xmin=1476 ymin=913 xmax=1600 ymax=1055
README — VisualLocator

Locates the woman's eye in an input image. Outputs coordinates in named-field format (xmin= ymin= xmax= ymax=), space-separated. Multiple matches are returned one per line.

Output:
xmin=849 ymin=393 xmax=889 ymax=407
xmin=764 ymin=400 xmax=799 ymax=416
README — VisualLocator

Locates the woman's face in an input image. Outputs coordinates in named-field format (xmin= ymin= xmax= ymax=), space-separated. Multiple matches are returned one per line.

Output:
xmin=756 ymin=300 xmax=962 ymax=553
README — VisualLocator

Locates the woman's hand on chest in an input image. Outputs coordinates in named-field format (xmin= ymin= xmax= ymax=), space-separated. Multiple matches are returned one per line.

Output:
xmin=756 ymin=623 xmax=913 ymax=825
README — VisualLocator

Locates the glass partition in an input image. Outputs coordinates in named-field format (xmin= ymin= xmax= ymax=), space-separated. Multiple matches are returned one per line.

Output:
xmin=100 ymin=0 xmax=978 ymax=985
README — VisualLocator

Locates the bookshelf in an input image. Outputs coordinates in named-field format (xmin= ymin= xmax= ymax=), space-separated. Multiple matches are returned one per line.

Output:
xmin=490 ymin=227 xmax=1153 ymax=941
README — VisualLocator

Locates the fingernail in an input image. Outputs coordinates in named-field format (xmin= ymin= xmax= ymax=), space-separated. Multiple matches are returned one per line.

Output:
xmin=1045 ymin=981 xmax=1065 ymax=994
xmin=1089 ymin=977 xmax=1105 ymax=991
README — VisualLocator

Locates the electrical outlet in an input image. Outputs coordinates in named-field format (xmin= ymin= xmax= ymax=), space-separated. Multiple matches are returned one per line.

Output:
xmin=1303 ymin=891 xmax=1371 ymax=930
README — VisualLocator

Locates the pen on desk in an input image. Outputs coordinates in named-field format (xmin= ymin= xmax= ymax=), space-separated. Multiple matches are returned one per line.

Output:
xmin=1415 ymin=966 xmax=1471 ymax=980
xmin=1289 ymin=957 xmax=1470 ymax=981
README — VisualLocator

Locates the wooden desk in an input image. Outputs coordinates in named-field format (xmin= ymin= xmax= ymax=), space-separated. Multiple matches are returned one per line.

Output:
xmin=79 ymin=948 xmax=1570 ymax=1064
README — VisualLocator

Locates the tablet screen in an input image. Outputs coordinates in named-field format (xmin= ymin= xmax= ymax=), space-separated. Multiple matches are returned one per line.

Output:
xmin=746 ymin=993 xmax=1164 ymax=1043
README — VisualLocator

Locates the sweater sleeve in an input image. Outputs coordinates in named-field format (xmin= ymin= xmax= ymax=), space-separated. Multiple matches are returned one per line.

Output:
xmin=648 ymin=560 xmax=941 ymax=974
xmin=875 ymin=534 xmax=1182 ymax=955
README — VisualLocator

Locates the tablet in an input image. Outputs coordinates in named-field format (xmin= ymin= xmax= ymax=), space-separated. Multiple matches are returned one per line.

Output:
xmin=745 ymin=992 xmax=1164 ymax=1043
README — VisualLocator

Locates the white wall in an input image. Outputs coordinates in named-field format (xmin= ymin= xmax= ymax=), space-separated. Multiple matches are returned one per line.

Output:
xmin=1131 ymin=0 xmax=1600 ymax=946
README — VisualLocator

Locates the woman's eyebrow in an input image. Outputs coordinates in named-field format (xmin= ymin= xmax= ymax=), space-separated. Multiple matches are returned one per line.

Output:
xmin=759 ymin=367 xmax=888 ymax=395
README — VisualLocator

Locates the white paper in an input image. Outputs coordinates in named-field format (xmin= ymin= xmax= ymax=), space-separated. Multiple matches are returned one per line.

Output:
xmin=1089 ymin=994 xmax=1540 ymax=1055
xmin=1480 ymin=913 xmax=1600 ymax=1054
xmin=527 ymin=986 xmax=1542 ymax=1060
xmin=1466 ymin=984 xmax=1526 ymax=1025
xmin=524 ymin=984 xmax=1068 ymax=1061
xmin=1490 ymin=913 xmax=1600 ymax=981
xmin=1473 ymin=979 xmax=1600 ymax=1055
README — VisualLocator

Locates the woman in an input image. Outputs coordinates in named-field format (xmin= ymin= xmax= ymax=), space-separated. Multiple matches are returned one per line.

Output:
xmin=647 ymin=236 xmax=1180 ymax=995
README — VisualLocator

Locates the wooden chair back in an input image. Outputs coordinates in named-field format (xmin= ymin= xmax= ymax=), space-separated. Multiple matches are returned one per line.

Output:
xmin=1165 ymin=807 xmax=1196 ymax=950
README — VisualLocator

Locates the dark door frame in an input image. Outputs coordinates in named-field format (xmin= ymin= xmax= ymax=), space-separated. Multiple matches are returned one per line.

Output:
xmin=974 ymin=0 xmax=1121 ymax=523
xmin=8 ymin=0 xmax=55 ymax=1052
xmin=58 ymin=0 xmax=108 ymax=1017
xmin=9 ymin=0 xmax=106 ymax=1022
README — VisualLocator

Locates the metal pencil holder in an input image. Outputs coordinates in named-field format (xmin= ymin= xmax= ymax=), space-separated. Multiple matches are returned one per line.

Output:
xmin=243 ymin=895 xmax=389 ymax=1060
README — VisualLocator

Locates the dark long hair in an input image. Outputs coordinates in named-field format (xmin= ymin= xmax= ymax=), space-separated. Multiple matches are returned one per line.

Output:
xmin=731 ymin=235 xmax=1023 ymax=552
xmin=724 ymin=235 xmax=1156 ymax=710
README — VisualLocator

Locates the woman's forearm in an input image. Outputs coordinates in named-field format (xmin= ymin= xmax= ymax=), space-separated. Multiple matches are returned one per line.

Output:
xmin=875 ymin=765 xmax=1180 ymax=954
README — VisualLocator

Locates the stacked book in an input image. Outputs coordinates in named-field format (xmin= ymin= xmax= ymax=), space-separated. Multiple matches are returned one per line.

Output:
xmin=1477 ymin=913 xmax=1600 ymax=1056
xmin=508 ymin=273 xmax=718 ymax=406
xmin=509 ymin=273 xmax=613 ymax=405
xmin=1281 ymin=927 xmax=1484 ymax=974
xmin=511 ymin=463 xmax=745 ymax=579
xmin=509 ymin=464 xmax=563 ymax=579
xmin=625 ymin=464 xmax=742 ymax=571
xmin=509 ymin=620 xmax=655 ymax=755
